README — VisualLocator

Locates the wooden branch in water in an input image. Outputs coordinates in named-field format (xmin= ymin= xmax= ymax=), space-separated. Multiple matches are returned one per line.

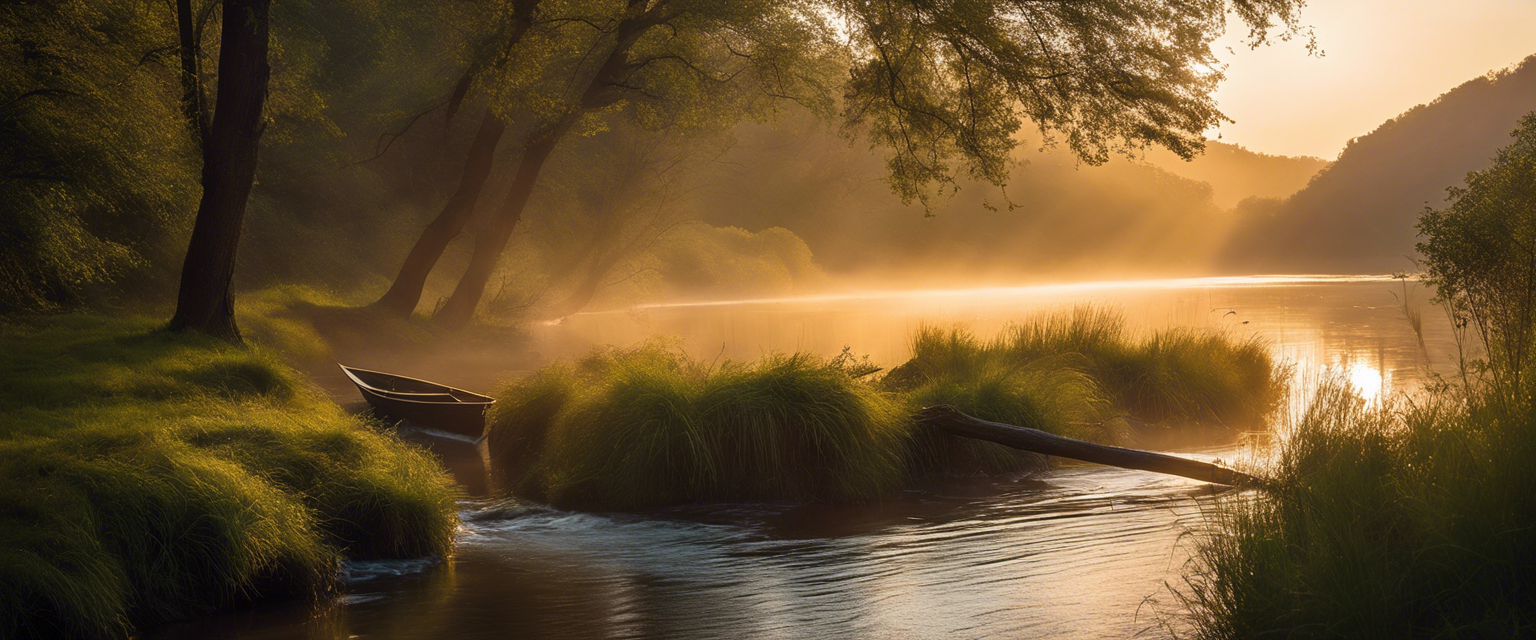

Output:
xmin=915 ymin=405 xmax=1265 ymax=487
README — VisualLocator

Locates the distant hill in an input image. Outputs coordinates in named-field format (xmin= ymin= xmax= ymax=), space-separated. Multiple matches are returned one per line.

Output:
xmin=1219 ymin=54 xmax=1536 ymax=273
xmin=1140 ymin=142 xmax=1327 ymax=209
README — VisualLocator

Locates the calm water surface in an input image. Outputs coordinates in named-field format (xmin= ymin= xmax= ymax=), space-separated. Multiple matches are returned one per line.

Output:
xmin=158 ymin=277 xmax=1461 ymax=640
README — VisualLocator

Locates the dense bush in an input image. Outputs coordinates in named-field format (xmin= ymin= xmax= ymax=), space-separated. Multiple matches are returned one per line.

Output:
xmin=0 ymin=2 xmax=197 ymax=311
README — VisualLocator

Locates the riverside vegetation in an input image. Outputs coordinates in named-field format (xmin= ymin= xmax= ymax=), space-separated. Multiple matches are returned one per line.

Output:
xmin=487 ymin=308 xmax=1286 ymax=510
xmin=1180 ymin=114 xmax=1536 ymax=638
xmin=0 ymin=315 xmax=458 ymax=639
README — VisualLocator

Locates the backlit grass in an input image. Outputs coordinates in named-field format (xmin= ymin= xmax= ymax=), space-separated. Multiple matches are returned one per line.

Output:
xmin=0 ymin=315 xmax=458 ymax=639
xmin=1179 ymin=381 xmax=1536 ymax=638
xmin=890 ymin=308 xmax=1285 ymax=434
xmin=489 ymin=309 xmax=1282 ymax=509
xmin=489 ymin=343 xmax=910 ymax=509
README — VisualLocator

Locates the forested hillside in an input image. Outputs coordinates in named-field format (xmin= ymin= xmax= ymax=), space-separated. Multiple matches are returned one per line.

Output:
xmin=1219 ymin=55 xmax=1536 ymax=273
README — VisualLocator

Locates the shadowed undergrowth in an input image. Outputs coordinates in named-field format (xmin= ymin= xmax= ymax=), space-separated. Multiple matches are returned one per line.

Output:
xmin=489 ymin=308 xmax=1283 ymax=510
xmin=0 ymin=315 xmax=458 ymax=639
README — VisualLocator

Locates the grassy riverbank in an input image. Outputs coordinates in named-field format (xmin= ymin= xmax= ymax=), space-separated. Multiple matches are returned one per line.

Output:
xmin=488 ymin=309 xmax=1284 ymax=510
xmin=1180 ymin=381 xmax=1536 ymax=638
xmin=0 ymin=315 xmax=458 ymax=639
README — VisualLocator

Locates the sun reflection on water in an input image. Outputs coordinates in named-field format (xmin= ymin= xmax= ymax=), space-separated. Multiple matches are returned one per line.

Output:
xmin=1345 ymin=361 xmax=1386 ymax=402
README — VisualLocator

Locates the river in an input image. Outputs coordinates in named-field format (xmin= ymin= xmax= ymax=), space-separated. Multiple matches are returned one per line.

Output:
xmin=156 ymin=276 xmax=1461 ymax=639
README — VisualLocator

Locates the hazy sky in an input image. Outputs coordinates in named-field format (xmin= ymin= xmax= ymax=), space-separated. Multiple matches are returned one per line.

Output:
xmin=1209 ymin=0 xmax=1536 ymax=159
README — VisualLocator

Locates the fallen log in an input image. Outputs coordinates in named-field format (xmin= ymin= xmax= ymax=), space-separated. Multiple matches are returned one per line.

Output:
xmin=915 ymin=405 xmax=1266 ymax=487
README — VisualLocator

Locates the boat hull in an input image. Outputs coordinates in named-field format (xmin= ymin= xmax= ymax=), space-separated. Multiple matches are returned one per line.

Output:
xmin=340 ymin=365 xmax=493 ymax=440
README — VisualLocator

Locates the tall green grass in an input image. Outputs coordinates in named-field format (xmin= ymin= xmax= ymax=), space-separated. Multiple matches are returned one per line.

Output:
xmin=488 ymin=310 xmax=1282 ymax=509
xmin=489 ymin=343 xmax=910 ymax=509
xmin=0 ymin=315 xmax=459 ymax=639
xmin=1180 ymin=381 xmax=1536 ymax=638
xmin=891 ymin=308 xmax=1285 ymax=434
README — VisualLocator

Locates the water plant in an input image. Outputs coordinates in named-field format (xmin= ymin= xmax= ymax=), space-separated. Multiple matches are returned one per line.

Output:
xmin=489 ymin=343 xmax=911 ymax=509
xmin=891 ymin=308 xmax=1285 ymax=434
xmin=1181 ymin=114 xmax=1536 ymax=638
xmin=488 ymin=310 xmax=1284 ymax=509
xmin=1179 ymin=381 xmax=1536 ymax=638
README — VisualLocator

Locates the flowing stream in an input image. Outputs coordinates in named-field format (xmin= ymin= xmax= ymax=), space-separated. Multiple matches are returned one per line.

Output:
xmin=156 ymin=276 xmax=1461 ymax=639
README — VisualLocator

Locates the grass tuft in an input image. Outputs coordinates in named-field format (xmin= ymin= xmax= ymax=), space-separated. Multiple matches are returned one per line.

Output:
xmin=0 ymin=315 xmax=459 ymax=639
xmin=489 ymin=309 xmax=1282 ymax=509
xmin=890 ymin=308 xmax=1286 ymax=435
xmin=1180 ymin=380 xmax=1536 ymax=638
xmin=490 ymin=344 xmax=910 ymax=509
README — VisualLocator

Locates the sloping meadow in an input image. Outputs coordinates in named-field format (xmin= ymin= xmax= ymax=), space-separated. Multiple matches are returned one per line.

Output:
xmin=488 ymin=308 xmax=1286 ymax=510
xmin=0 ymin=316 xmax=458 ymax=639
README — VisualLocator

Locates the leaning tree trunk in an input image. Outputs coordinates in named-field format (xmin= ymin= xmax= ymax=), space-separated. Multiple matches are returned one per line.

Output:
xmin=433 ymin=118 xmax=574 ymax=327
xmin=368 ymin=0 xmax=540 ymax=317
xmin=175 ymin=0 xmax=209 ymax=147
xmin=168 ymin=0 xmax=270 ymax=342
xmin=371 ymin=110 xmax=506 ymax=317
xmin=431 ymin=13 xmax=651 ymax=328
xmin=916 ymin=405 xmax=1264 ymax=486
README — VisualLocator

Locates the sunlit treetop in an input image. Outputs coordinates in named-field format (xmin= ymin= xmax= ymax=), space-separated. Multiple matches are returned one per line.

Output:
xmin=455 ymin=0 xmax=1312 ymax=205
xmin=832 ymin=0 xmax=1311 ymax=205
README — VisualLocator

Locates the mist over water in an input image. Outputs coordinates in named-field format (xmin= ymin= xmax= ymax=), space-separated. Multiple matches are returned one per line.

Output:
xmin=155 ymin=277 xmax=1456 ymax=640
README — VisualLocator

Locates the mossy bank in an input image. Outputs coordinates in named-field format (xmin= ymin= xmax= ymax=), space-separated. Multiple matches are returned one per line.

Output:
xmin=0 ymin=315 xmax=459 ymax=639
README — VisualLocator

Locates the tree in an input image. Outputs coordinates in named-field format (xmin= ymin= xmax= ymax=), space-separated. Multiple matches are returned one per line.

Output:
xmin=1418 ymin=112 xmax=1536 ymax=406
xmin=369 ymin=0 xmax=542 ymax=317
xmin=431 ymin=0 xmax=843 ymax=326
xmin=175 ymin=0 xmax=214 ymax=148
xmin=167 ymin=0 xmax=271 ymax=341
xmin=401 ymin=0 xmax=1306 ymax=327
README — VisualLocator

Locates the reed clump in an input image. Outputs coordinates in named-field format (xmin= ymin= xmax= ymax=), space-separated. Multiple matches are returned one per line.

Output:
xmin=889 ymin=308 xmax=1285 ymax=434
xmin=1180 ymin=381 xmax=1536 ymax=638
xmin=489 ymin=309 xmax=1282 ymax=509
xmin=489 ymin=343 xmax=911 ymax=509
xmin=0 ymin=316 xmax=458 ymax=639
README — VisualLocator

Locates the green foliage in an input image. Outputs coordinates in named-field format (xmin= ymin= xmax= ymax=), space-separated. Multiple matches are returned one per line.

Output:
xmin=488 ymin=343 xmax=910 ymax=509
xmin=0 ymin=316 xmax=458 ymax=638
xmin=1418 ymin=112 xmax=1536 ymax=404
xmin=1181 ymin=382 xmax=1536 ymax=638
xmin=0 ymin=1 xmax=198 ymax=311
xmin=834 ymin=0 xmax=1308 ymax=205
xmin=1186 ymin=144 xmax=1536 ymax=634
xmin=891 ymin=308 xmax=1285 ymax=434
xmin=488 ymin=312 xmax=1282 ymax=509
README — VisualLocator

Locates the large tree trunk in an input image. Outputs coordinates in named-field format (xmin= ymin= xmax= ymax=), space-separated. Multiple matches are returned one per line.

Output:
xmin=371 ymin=110 xmax=506 ymax=317
xmin=168 ymin=0 xmax=270 ymax=342
xmin=368 ymin=0 xmax=541 ymax=317
xmin=175 ymin=0 xmax=209 ymax=147
xmin=432 ymin=118 xmax=575 ymax=327
xmin=915 ymin=405 xmax=1264 ymax=487
xmin=431 ymin=9 xmax=654 ymax=328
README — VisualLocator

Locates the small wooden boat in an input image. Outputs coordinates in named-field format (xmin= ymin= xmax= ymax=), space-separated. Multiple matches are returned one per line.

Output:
xmin=339 ymin=364 xmax=494 ymax=440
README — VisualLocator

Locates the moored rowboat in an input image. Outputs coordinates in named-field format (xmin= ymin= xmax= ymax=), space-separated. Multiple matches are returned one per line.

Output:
xmin=339 ymin=364 xmax=494 ymax=440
